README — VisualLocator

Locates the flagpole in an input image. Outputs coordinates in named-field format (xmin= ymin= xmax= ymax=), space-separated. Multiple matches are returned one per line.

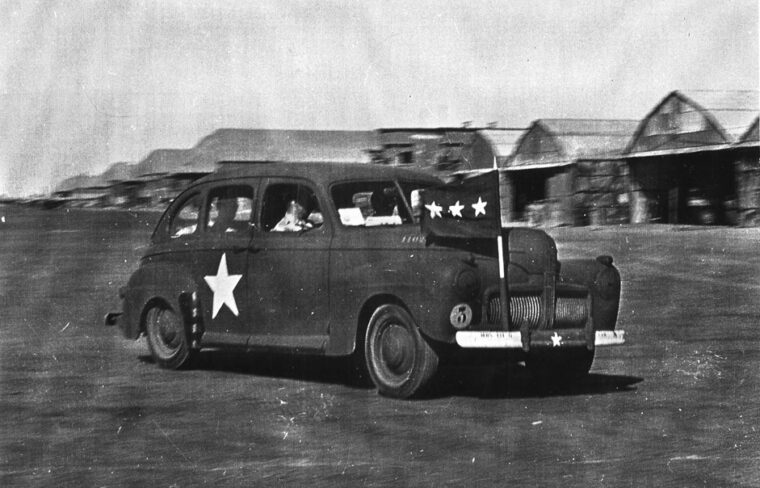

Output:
xmin=495 ymin=157 xmax=512 ymax=338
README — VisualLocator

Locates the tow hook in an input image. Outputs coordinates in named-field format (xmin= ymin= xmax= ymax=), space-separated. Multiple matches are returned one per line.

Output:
xmin=104 ymin=312 xmax=122 ymax=326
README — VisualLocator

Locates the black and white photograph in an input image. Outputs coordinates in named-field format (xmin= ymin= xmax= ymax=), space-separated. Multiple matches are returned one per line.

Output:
xmin=1 ymin=1 xmax=758 ymax=486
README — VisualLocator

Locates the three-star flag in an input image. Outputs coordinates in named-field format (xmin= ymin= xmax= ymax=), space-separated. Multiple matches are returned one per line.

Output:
xmin=420 ymin=170 xmax=501 ymax=239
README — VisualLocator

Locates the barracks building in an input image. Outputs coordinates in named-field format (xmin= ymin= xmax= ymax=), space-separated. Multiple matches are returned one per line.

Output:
xmin=53 ymin=90 xmax=758 ymax=227
xmin=373 ymin=90 xmax=758 ymax=227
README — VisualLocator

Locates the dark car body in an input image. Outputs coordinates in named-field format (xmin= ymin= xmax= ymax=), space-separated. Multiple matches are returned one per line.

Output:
xmin=108 ymin=162 xmax=624 ymax=398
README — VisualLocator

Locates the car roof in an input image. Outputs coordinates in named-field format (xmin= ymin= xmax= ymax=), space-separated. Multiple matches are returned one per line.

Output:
xmin=192 ymin=161 xmax=443 ymax=188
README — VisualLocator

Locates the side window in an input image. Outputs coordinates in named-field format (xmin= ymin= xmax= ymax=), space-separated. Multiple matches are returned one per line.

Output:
xmin=204 ymin=186 xmax=253 ymax=234
xmin=260 ymin=183 xmax=322 ymax=233
xmin=169 ymin=194 xmax=201 ymax=238
xmin=331 ymin=181 xmax=414 ymax=227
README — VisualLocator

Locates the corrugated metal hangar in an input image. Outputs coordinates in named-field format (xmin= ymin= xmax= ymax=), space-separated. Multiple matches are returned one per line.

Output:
xmin=506 ymin=119 xmax=639 ymax=226
xmin=52 ymin=90 xmax=758 ymax=226
xmin=376 ymin=90 xmax=758 ymax=227
xmin=625 ymin=90 xmax=759 ymax=225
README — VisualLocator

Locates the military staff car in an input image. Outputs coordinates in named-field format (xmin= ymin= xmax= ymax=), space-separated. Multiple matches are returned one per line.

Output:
xmin=106 ymin=162 xmax=624 ymax=398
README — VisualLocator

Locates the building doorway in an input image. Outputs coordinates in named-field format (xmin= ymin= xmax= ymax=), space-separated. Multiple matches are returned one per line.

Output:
xmin=631 ymin=152 xmax=737 ymax=225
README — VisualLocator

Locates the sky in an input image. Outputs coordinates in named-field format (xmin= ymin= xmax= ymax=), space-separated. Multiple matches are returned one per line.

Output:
xmin=0 ymin=0 xmax=757 ymax=196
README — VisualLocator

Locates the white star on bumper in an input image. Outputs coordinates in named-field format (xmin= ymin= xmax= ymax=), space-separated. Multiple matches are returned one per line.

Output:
xmin=204 ymin=253 xmax=243 ymax=318
xmin=551 ymin=332 xmax=563 ymax=347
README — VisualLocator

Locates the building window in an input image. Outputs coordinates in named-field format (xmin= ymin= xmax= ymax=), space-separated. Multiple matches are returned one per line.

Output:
xmin=397 ymin=151 xmax=414 ymax=165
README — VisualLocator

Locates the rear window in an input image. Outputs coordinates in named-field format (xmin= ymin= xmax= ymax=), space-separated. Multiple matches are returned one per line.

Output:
xmin=260 ymin=183 xmax=322 ymax=232
xmin=331 ymin=181 xmax=430 ymax=227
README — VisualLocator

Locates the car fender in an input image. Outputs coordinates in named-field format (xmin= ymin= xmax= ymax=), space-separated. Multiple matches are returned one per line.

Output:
xmin=558 ymin=257 xmax=621 ymax=330
xmin=325 ymin=282 xmax=418 ymax=356
xmin=325 ymin=260 xmax=465 ymax=356
xmin=121 ymin=261 xmax=197 ymax=339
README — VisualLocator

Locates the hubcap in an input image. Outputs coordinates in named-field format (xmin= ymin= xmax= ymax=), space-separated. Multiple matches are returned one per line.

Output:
xmin=152 ymin=309 xmax=181 ymax=356
xmin=158 ymin=314 xmax=179 ymax=348
xmin=379 ymin=323 xmax=413 ymax=376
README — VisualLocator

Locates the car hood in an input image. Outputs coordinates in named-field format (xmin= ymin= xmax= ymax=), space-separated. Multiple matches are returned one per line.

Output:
xmin=332 ymin=225 xmax=499 ymax=260
xmin=333 ymin=225 xmax=557 ymax=276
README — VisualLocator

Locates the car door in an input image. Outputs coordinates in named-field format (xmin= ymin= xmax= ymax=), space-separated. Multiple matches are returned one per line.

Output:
xmin=246 ymin=177 xmax=331 ymax=350
xmin=174 ymin=182 xmax=257 ymax=346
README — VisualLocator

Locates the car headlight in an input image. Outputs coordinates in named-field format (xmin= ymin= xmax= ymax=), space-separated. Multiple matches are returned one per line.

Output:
xmin=453 ymin=269 xmax=479 ymax=299
xmin=593 ymin=265 xmax=620 ymax=300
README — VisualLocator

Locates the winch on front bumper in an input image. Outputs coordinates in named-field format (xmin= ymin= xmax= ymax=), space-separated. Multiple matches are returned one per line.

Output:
xmin=455 ymin=253 xmax=624 ymax=351
xmin=455 ymin=283 xmax=625 ymax=351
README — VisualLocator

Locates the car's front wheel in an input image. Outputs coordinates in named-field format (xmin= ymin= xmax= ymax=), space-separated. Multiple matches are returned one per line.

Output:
xmin=364 ymin=304 xmax=439 ymax=399
xmin=144 ymin=302 xmax=194 ymax=370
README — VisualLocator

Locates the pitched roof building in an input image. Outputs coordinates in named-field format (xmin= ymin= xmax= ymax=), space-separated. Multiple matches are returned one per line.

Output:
xmin=626 ymin=90 xmax=759 ymax=157
xmin=134 ymin=149 xmax=197 ymax=177
xmin=511 ymin=119 xmax=640 ymax=169
xmin=470 ymin=129 xmax=524 ymax=169
xmin=184 ymin=129 xmax=378 ymax=172
xmin=374 ymin=127 xmax=525 ymax=173
xmin=503 ymin=119 xmax=639 ymax=226
xmin=625 ymin=90 xmax=759 ymax=225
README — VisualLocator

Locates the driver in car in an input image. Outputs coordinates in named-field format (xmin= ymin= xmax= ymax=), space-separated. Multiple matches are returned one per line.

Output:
xmin=211 ymin=197 xmax=239 ymax=233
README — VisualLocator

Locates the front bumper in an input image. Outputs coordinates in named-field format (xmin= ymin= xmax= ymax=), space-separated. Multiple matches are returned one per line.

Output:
xmin=104 ymin=286 xmax=127 ymax=327
xmin=455 ymin=329 xmax=625 ymax=349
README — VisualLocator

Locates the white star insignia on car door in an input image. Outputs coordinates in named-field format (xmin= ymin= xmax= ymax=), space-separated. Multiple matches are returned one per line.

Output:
xmin=204 ymin=253 xmax=242 ymax=318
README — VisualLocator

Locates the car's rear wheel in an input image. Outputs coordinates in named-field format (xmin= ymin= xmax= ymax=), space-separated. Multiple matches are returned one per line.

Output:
xmin=145 ymin=302 xmax=194 ymax=370
xmin=526 ymin=347 xmax=594 ymax=382
xmin=364 ymin=304 xmax=439 ymax=399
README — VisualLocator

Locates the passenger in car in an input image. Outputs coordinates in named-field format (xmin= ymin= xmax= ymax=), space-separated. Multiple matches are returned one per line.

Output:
xmin=272 ymin=200 xmax=313 ymax=232
xmin=173 ymin=223 xmax=197 ymax=237
xmin=306 ymin=210 xmax=323 ymax=227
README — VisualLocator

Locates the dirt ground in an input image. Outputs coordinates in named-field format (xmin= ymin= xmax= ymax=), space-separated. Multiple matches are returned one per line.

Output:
xmin=1 ymin=205 xmax=759 ymax=487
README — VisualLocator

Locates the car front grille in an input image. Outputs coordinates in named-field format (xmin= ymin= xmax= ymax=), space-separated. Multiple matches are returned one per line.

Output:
xmin=486 ymin=294 xmax=588 ymax=330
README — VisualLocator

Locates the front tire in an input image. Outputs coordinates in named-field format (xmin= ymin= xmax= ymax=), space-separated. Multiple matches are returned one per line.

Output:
xmin=364 ymin=304 xmax=439 ymax=399
xmin=145 ymin=303 xmax=194 ymax=370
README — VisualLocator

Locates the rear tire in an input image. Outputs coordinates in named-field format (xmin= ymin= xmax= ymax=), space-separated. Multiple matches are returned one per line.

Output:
xmin=364 ymin=304 xmax=439 ymax=399
xmin=145 ymin=303 xmax=194 ymax=370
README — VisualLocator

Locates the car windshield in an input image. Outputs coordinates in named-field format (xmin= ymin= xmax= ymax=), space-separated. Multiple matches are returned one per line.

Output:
xmin=331 ymin=180 xmax=430 ymax=227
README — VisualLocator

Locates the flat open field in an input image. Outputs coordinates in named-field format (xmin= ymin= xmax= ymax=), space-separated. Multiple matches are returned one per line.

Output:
xmin=1 ymin=206 xmax=759 ymax=487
